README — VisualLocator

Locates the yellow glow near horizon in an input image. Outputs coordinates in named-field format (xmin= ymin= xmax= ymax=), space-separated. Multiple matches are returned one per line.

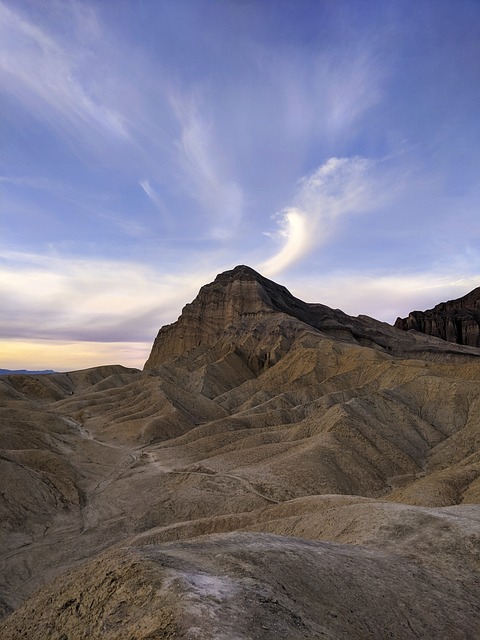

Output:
xmin=0 ymin=339 xmax=150 ymax=372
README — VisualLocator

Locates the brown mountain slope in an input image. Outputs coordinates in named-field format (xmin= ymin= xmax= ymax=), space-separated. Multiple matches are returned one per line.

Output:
xmin=395 ymin=285 xmax=480 ymax=346
xmin=1 ymin=266 xmax=480 ymax=637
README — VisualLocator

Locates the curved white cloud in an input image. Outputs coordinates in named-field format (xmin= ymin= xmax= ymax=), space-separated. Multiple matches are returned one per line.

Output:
xmin=259 ymin=208 xmax=310 ymax=276
xmin=259 ymin=156 xmax=376 ymax=276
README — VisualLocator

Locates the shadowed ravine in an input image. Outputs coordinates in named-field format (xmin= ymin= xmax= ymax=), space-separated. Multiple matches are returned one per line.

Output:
xmin=1 ymin=266 xmax=480 ymax=638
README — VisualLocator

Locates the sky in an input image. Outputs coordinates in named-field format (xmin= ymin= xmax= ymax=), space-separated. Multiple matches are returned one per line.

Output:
xmin=1 ymin=0 xmax=480 ymax=371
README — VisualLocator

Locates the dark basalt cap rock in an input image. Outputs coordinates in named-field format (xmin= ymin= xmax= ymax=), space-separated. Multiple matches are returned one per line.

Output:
xmin=213 ymin=264 xmax=262 ymax=282
xmin=395 ymin=286 xmax=480 ymax=347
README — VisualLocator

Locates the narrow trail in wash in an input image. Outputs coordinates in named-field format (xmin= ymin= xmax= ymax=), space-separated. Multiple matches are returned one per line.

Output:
xmin=145 ymin=452 xmax=281 ymax=504
xmin=1 ymin=407 xmax=279 ymax=614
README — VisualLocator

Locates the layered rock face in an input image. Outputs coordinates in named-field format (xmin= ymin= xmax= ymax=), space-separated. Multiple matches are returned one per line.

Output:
xmin=144 ymin=264 xmax=348 ymax=369
xmin=144 ymin=266 xmax=278 ymax=367
xmin=145 ymin=265 xmax=478 ymax=371
xmin=395 ymin=286 xmax=480 ymax=347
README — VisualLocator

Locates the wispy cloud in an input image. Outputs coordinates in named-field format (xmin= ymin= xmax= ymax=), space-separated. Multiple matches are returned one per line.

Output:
xmin=171 ymin=91 xmax=244 ymax=239
xmin=140 ymin=180 xmax=161 ymax=207
xmin=0 ymin=250 xmax=212 ymax=346
xmin=284 ymin=269 xmax=480 ymax=324
xmin=318 ymin=49 xmax=383 ymax=136
xmin=99 ymin=213 xmax=148 ymax=239
xmin=0 ymin=2 xmax=130 ymax=149
xmin=139 ymin=179 xmax=171 ymax=226
xmin=259 ymin=156 xmax=378 ymax=275
xmin=238 ymin=38 xmax=383 ymax=154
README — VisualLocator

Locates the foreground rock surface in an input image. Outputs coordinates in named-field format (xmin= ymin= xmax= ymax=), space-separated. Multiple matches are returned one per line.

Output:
xmin=2 ymin=533 xmax=479 ymax=640
xmin=1 ymin=266 xmax=480 ymax=637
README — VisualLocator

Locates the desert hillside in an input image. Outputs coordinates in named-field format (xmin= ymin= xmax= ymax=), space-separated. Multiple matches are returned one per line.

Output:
xmin=1 ymin=266 xmax=479 ymax=638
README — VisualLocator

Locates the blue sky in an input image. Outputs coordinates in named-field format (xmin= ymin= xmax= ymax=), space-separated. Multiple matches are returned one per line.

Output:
xmin=1 ymin=0 xmax=480 ymax=370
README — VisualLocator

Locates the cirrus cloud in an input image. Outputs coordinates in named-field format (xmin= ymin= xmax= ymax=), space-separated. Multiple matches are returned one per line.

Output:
xmin=0 ymin=2 xmax=130 ymax=146
xmin=260 ymin=156 xmax=378 ymax=276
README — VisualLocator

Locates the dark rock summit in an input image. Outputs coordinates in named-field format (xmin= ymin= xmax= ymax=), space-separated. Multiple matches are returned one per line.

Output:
xmin=395 ymin=286 xmax=480 ymax=347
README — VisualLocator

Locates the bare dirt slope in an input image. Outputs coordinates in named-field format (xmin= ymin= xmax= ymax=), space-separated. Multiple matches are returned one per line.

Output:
xmin=1 ymin=266 xmax=480 ymax=638
xmin=3 ymin=533 xmax=479 ymax=640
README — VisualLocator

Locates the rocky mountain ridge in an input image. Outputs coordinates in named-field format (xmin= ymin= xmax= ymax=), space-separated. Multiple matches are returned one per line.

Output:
xmin=146 ymin=265 xmax=479 ymax=373
xmin=395 ymin=286 xmax=480 ymax=347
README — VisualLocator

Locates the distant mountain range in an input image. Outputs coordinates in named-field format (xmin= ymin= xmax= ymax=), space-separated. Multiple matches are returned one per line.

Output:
xmin=1 ymin=265 xmax=479 ymax=639
xmin=0 ymin=369 xmax=56 ymax=376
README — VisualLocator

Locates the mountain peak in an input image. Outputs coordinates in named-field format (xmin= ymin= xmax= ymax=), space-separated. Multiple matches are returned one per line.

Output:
xmin=210 ymin=265 xmax=299 ymax=309
xmin=143 ymin=265 xmax=374 ymax=371
xmin=144 ymin=266 xmax=288 ymax=369
xmin=212 ymin=265 xmax=292 ymax=300
xmin=144 ymin=267 xmax=480 ymax=372
xmin=213 ymin=265 xmax=263 ymax=283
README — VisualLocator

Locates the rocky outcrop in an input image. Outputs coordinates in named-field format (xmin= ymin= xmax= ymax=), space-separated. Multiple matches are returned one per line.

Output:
xmin=145 ymin=266 xmax=277 ymax=367
xmin=144 ymin=265 xmax=356 ymax=368
xmin=145 ymin=266 xmax=480 ymax=371
xmin=3 ymin=533 xmax=479 ymax=640
xmin=395 ymin=286 xmax=480 ymax=347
